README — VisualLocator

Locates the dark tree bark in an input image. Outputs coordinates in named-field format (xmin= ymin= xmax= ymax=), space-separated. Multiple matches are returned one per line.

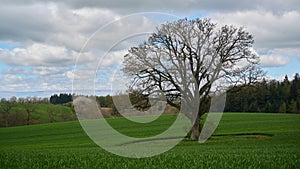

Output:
xmin=24 ymin=103 xmax=35 ymax=125
xmin=0 ymin=100 xmax=14 ymax=127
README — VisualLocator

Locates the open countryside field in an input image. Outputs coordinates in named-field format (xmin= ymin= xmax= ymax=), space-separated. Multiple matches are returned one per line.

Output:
xmin=0 ymin=113 xmax=299 ymax=169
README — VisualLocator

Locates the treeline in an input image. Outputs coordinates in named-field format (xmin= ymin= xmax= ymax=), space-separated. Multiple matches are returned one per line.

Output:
xmin=96 ymin=95 xmax=113 ymax=108
xmin=50 ymin=93 xmax=73 ymax=105
xmin=1 ymin=73 xmax=299 ymax=127
xmin=225 ymin=73 xmax=300 ymax=113
xmin=94 ymin=74 xmax=300 ymax=114
xmin=1 ymin=96 xmax=49 ymax=104
xmin=95 ymin=91 xmax=151 ymax=116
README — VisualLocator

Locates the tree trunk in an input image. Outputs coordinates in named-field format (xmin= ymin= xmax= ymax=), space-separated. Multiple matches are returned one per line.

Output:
xmin=3 ymin=113 xmax=9 ymax=127
xmin=5 ymin=115 xmax=8 ymax=127
xmin=26 ymin=112 xmax=30 ymax=125
xmin=190 ymin=113 xmax=200 ymax=140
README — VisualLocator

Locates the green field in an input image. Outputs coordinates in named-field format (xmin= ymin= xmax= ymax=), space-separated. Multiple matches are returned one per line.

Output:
xmin=0 ymin=113 xmax=299 ymax=168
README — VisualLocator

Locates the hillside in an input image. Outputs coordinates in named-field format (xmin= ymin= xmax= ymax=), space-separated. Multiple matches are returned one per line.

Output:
xmin=0 ymin=102 xmax=75 ymax=127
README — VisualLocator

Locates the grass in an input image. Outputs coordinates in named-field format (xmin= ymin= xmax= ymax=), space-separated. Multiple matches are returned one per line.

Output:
xmin=0 ymin=113 xmax=299 ymax=168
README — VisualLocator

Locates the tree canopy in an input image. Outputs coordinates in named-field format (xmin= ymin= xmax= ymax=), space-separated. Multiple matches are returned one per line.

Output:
xmin=50 ymin=93 xmax=73 ymax=105
xmin=123 ymin=18 xmax=264 ymax=140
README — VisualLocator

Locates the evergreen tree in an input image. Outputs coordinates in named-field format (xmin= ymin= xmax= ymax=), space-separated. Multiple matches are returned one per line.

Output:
xmin=290 ymin=73 xmax=300 ymax=100
xmin=278 ymin=102 xmax=287 ymax=113
xmin=50 ymin=93 xmax=73 ymax=104
xmin=288 ymin=99 xmax=297 ymax=113
xmin=264 ymin=101 xmax=273 ymax=113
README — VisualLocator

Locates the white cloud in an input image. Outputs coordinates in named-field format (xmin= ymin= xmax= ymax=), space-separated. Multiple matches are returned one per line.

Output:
xmin=210 ymin=10 xmax=300 ymax=49
xmin=0 ymin=43 xmax=123 ymax=68
xmin=0 ymin=74 xmax=31 ymax=91
xmin=0 ymin=43 xmax=76 ymax=66
xmin=210 ymin=10 xmax=300 ymax=69
xmin=0 ymin=3 xmax=158 ymax=89
xmin=260 ymin=54 xmax=290 ymax=67
xmin=268 ymin=48 xmax=300 ymax=60
xmin=0 ymin=3 xmax=157 ymax=51
xmin=31 ymin=66 xmax=70 ymax=76
xmin=257 ymin=48 xmax=300 ymax=67
xmin=1 ymin=0 xmax=300 ymax=14
xmin=100 ymin=50 xmax=126 ymax=67
xmin=0 ymin=72 xmax=72 ymax=93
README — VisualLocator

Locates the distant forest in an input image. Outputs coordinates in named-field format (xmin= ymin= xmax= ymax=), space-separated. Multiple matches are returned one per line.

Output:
xmin=225 ymin=73 xmax=300 ymax=113
xmin=96 ymin=73 xmax=300 ymax=114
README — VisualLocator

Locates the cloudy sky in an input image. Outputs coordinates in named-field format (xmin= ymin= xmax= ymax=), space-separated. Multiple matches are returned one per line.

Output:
xmin=0 ymin=0 xmax=299 ymax=98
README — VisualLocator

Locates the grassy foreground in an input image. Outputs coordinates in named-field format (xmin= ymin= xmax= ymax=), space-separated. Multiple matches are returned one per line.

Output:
xmin=0 ymin=113 xmax=299 ymax=168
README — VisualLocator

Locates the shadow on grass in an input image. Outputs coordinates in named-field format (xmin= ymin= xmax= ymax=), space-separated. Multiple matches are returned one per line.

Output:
xmin=210 ymin=133 xmax=273 ymax=141
xmin=118 ymin=133 xmax=273 ymax=146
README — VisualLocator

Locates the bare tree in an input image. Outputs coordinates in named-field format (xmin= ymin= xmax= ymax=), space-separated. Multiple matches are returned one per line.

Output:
xmin=42 ymin=97 xmax=49 ymax=103
xmin=227 ymin=65 xmax=266 ymax=87
xmin=123 ymin=18 xmax=263 ymax=140
xmin=10 ymin=96 xmax=17 ymax=103
xmin=0 ymin=98 xmax=15 ymax=127
xmin=47 ymin=106 xmax=56 ymax=123
xmin=24 ymin=102 xmax=35 ymax=125
xmin=18 ymin=97 xmax=25 ymax=103
xmin=10 ymin=111 xmax=25 ymax=126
